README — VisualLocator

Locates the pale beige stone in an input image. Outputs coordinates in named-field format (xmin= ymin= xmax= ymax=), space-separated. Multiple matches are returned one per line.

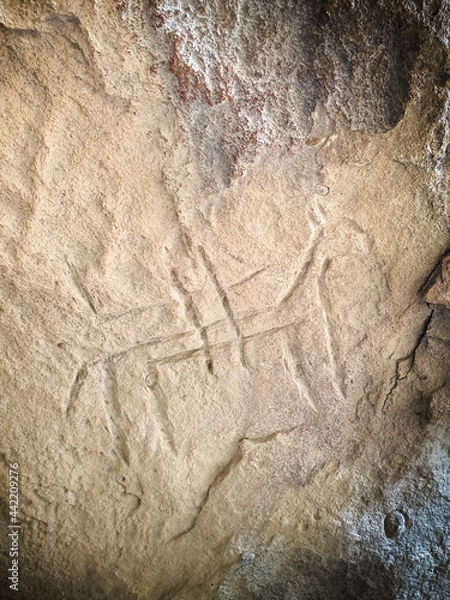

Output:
xmin=1 ymin=1 xmax=450 ymax=598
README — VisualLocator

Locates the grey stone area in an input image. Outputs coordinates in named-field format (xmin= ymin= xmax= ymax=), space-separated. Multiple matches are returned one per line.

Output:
xmin=1 ymin=0 xmax=450 ymax=598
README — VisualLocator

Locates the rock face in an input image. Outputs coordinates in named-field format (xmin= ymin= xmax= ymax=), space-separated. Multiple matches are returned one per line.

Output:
xmin=1 ymin=1 xmax=450 ymax=598
xmin=153 ymin=0 xmax=422 ymax=186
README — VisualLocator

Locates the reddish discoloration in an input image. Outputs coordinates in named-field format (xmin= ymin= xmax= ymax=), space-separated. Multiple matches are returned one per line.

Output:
xmin=115 ymin=0 xmax=128 ymax=14
xmin=172 ymin=38 xmax=214 ymax=105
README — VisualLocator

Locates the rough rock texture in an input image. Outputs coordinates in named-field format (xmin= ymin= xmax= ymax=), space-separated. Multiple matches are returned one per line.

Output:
xmin=1 ymin=0 xmax=450 ymax=598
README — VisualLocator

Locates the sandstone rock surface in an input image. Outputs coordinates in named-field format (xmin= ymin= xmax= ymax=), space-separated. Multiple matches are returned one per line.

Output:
xmin=1 ymin=1 xmax=450 ymax=598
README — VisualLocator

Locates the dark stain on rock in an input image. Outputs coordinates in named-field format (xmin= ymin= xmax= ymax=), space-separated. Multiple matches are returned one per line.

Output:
xmin=216 ymin=547 xmax=400 ymax=600
xmin=149 ymin=0 xmax=439 ymax=187
xmin=321 ymin=1 xmax=420 ymax=133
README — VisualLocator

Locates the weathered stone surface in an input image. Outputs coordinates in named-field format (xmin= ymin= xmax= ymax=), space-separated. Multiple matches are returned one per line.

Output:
xmin=152 ymin=0 xmax=425 ymax=186
xmin=1 ymin=1 xmax=450 ymax=598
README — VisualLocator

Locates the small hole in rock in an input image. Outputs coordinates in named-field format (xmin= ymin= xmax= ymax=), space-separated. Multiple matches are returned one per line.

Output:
xmin=384 ymin=510 xmax=406 ymax=539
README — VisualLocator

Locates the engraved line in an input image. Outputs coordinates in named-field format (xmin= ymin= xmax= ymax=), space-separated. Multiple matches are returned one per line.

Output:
xmin=144 ymin=367 xmax=177 ymax=454
xmin=197 ymin=245 xmax=247 ymax=369
xmin=66 ymin=261 xmax=97 ymax=315
xmin=282 ymin=332 xmax=318 ymax=412
xmin=278 ymin=216 xmax=324 ymax=305
xmin=103 ymin=360 xmax=130 ymax=466
xmin=230 ymin=267 xmax=267 ymax=288
xmin=317 ymin=258 xmax=346 ymax=402
xmin=65 ymin=362 xmax=88 ymax=417
xmin=169 ymin=267 xmax=213 ymax=373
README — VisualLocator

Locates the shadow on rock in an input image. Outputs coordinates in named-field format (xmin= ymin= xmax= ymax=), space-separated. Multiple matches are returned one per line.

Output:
xmin=216 ymin=546 xmax=399 ymax=600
